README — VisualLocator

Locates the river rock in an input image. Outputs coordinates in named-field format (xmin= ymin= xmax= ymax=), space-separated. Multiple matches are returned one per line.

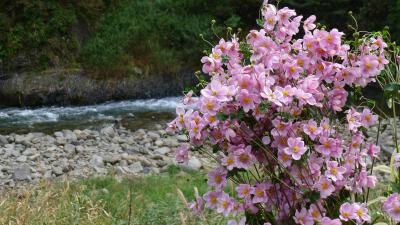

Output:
xmin=147 ymin=131 xmax=160 ymax=141
xmin=128 ymin=162 xmax=143 ymax=173
xmin=16 ymin=155 xmax=27 ymax=162
xmin=64 ymin=144 xmax=76 ymax=153
xmin=52 ymin=167 xmax=63 ymax=176
xmin=163 ymin=138 xmax=179 ymax=147
xmin=90 ymin=155 xmax=104 ymax=167
xmin=103 ymin=155 xmax=121 ymax=164
xmin=154 ymin=140 xmax=163 ymax=146
xmin=101 ymin=126 xmax=116 ymax=137
xmin=22 ymin=148 xmax=37 ymax=156
xmin=63 ymin=130 xmax=77 ymax=141
xmin=176 ymin=135 xmax=188 ymax=142
xmin=0 ymin=135 xmax=8 ymax=145
xmin=181 ymin=157 xmax=202 ymax=171
xmin=155 ymin=147 xmax=171 ymax=155
xmin=13 ymin=167 xmax=31 ymax=181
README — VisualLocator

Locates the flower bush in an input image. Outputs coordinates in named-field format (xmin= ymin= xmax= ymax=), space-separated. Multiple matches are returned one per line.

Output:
xmin=168 ymin=1 xmax=395 ymax=224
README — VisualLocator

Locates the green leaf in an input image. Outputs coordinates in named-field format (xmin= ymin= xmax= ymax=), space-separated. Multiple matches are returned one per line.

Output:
xmin=221 ymin=55 xmax=230 ymax=63
xmin=256 ymin=19 xmax=264 ymax=27
xmin=274 ymin=112 xmax=294 ymax=121
xmin=384 ymin=83 xmax=400 ymax=99
xmin=216 ymin=112 xmax=229 ymax=121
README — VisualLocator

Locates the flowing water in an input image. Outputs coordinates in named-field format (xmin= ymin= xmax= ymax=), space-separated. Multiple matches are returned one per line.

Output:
xmin=0 ymin=97 xmax=182 ymax=134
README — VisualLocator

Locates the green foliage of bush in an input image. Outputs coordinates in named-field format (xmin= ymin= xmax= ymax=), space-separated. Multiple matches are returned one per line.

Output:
xmin=1 ymin=0 xmax=398 ymax=78
xmin=80 ymin=0 xmax=260 ymax=77
xmin=0 ymin=1 xmax=79 ymax=71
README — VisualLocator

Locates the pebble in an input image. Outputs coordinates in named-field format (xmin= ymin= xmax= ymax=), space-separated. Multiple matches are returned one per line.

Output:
xmin=0 ymin=125 xmax=207 ymax=189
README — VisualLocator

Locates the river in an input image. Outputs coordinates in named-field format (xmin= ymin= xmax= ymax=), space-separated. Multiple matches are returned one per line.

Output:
xmin=0 ymin=97 xmax=181 ymax=134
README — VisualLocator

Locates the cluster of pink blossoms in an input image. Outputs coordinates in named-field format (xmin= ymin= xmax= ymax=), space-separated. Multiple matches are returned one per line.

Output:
xmin=168 ymin=1 xmax=389 ymax=224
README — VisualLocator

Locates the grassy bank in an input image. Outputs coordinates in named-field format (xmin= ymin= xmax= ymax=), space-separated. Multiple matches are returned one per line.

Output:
xmin=0 ymin=166 xmax=224 ymax=225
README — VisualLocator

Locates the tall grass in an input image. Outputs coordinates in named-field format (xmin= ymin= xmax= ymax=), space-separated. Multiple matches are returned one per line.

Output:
xmin=0 ymin=166 xmax=225 ymax=225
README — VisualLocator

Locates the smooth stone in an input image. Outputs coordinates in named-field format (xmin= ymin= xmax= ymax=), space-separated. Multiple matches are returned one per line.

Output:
xmin=64 ymin=144 xmax=76 ymax=153
xmin=16 ymin=155 xmax=27 ymax=162
xmin=128 ymin=162 xmax=143 ymax=173
xmin=155 ymin=147 xmax=171 ymax=155
xmin=90 ymin=155 xmax=104 ymax=167
xmin=185 ymin=157 xmax=202 ymax=171
xmin=0 ymin=135 xmax=8 ymax=145
xmin=103 ymin=155 xmax=121 ymax=164
xmin=22 ymin=148 xmax=37 ymax=156
xmin=147 ymin=131 xmax=160 ymax=141
xmin=163 ymin=138 xmax=179 ymax=147
xmin=176 ymin=135 xmax=188 ymax=142
xmin=13 ymin=167 xmax=31 ymax=181
xmin=101 ymin=126 xmax=116 ymax=137
xmin=52 ymin=167 xmax=63 ymax=176
xmin=154 ymin=140 xmax=164 ymax=146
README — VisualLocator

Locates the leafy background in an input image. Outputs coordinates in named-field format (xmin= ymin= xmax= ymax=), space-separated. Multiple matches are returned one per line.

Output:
xmin=0 ymin=0 xmax=399 ymax=77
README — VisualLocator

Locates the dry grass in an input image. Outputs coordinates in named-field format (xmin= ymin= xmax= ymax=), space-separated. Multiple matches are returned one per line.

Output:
xmin=0 ymin=166 xmax=226 ymax=225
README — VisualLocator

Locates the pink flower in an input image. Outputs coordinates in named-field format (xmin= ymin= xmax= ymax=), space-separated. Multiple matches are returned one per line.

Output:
xmin=360 ymin=108 xmax=377 ymax=127
xmin=183 ymin=90 xmax=198 ymax=105
xmin=328 ymin=86 xmax=348 ymax=112
xmin=383 ymin=193 xmax=400 ymax=222
xmin=201 ymin=55 xmax=221 ymax=74
xmin=236 ymin=184 xmax=254 ymax=200
xmin=276 ymin=85 xmax=295 ymax=105
xmin=325 ymin=161 xmax=346 ymax=182
xmin=315 ymin=176 xmax=335 ymax=198
xmin=237 ymin=89 xmax=259 ymax=112
xmin=359 ymin=55 xmax=379 ymax=77
xmin=234 ymin=145 xmax=255 ymax=169
xmin=320 ymin=217 xmax=341 ymax=225
xmin=352 ymin=203 xmax=371 ymax=223
xmin=394 ymin=153 xmax=400 ymax=168
xmin=284 ymin=137 xmax=307 ymax=160
xmin=227 ymin=217 xmax=246 ymax=225
xmin=308 ymin=204 xmax=323 ymax=221
xmin=216 ymin=193 xmax=235 ymax=216
xmin=203 ymin=191 xmax=221 ymax=209
xmin=263 ymin=11 xmax=277 ymax=31
xmin=175 ymin=144 xmax=189 ymax=162
xmin=366 ymin=143 xmax=380 ymax=158
xmin=294 ymin=208 xmax=314 ymax=225
xmin=303 ymin=119 xmax=321 ymax=140
xmin=251 ymin=183 xmax=268 ymax=203
xmin=208 ymin=167 xmax=228 ymax=190
xmin=199 ymin=96 xmax=220 ymax=115
xmin=303 ymin=15 xmax=316 ymax=32
xmin=278 ymin=149 xmax=293 ymax=167
xmin=339 ymin=202 xmax=356 ymax=221
xmin=201 ymin=80 xmax=230 ymax=102
xmin=261 ymin=87 xmax=283 ymax=106
xmin=189 ymin=196 xmax=203 ymax=215
xmin=346 ymin=108 xmax=362 ymax=132
xmin=316 ymin=137 xmax=336 ymax=157
xmin=221 ymin=154 xmax=236 ymax=170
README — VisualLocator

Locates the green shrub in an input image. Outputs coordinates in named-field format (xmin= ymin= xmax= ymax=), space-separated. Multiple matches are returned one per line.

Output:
xmin=80 ymin=0 xmax=260 ymax=77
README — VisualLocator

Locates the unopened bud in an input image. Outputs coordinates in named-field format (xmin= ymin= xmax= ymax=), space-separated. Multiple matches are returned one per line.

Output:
xmin=199 ymin=34 xmax=203 ymax=38
xmin=348 ymin=11 xmax=353 ymax=16
xmin=353 ymin=32 xmax=359 ymax=38
xmin=227 ymin=27 xmax=232 ymax=31
xmin=211 ymin=19 xmax=216 ymax=24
